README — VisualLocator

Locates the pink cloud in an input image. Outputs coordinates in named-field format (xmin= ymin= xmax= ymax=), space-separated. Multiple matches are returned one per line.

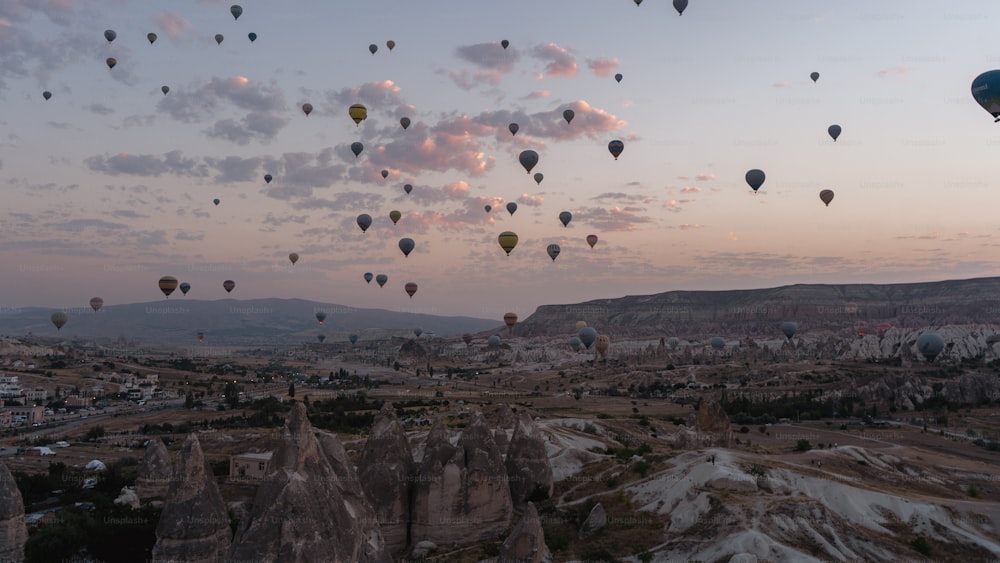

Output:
xmin=532 ymin=43 xmax=577 ymax=78
xmin=524 ymin=90 xmax=551 ymax=99
xmin=156 ymin=12 xmax=190 ymax=38
xmin=876 ymin=66 xmax=909 ymax=78
xmin=517 ymin=193 xmax=544 ymax=206
xmin=443 ymin=181 xmax=470 ymax=199
xmin=586 ymin=57 xmax=620 ymax=77
xmin=695 ymin=173 xmax=715 ymax=181
xmin=678 ymin=224 xmax=704 ymax=230
xmin=575 ymin=206 xmax=653 ymax=232
xmin=680 ymin=186 xmax=701 ymax=194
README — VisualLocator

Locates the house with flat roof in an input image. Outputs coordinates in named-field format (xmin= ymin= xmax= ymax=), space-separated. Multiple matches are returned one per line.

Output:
xmin=230 ymin=451 xmax=273 ymax=481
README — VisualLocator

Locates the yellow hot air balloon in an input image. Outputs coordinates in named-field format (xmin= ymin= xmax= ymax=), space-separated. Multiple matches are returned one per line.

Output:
xmin=498 ymin=231 xmax=518 ymax=255
xmin=575 ymin=321 xmax=587 ymax=330
xmin=158 ymin=276 xmax=179 ymax=297
xmin=389 ymin=210 xmax=402 ymax=225
xmin=348 ymin=104 xmax=367 ymax=125
xmin=595 ymin=334 xmax=611 ymax=358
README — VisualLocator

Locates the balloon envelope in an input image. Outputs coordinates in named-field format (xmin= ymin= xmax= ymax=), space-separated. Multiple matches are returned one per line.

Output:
xmin=288 ymin=253 xmax=299 ymax=265
xmin=673 ymin=0 xmax=688 ymax=14
xmin=518 ymin=150 xmax=538 ymax=173
xmin=398 ymin=238 xmax=415 ymax=257
xmin=161 ymin=86 xmax=169 ymax=95
xmin=608 ymin=140 xmax=624 ymax=160
xmin=506 ymin=202 xmax=517 ymax=216
xmin=147 ymin=33 xmax=157 ymax=44
xmin=213 ymin=198 xmax=220 ymax=206
xmin=357 ymin=214 xmax=372 ymax=232
xmin=780 ymin=321 xmax=797 ymax=340
xmin=569 ymin=336 xmax=583 ymax=351
xmin=349 ymin=334 xmax=358 ymax=344
xmin=104 ymin=30 xmax=116 ymax=43
xmin=586 ymin=234 xmax=598 ymax=248
xmin=158 ymin=276 xmax=178 ymax=297
xmin=498 ymin=231 xmax=518 ymax=255
xmin=215 ymin=34 xmax=224 ymax=45
xmin=375 ymin=274 xmax=388 ymax=287
xmin=745 ymin=169 xmax=765 ymax=192
xmin=106 ymin=58 xmax=117 ymax=69
xmin=710 ymin=336 xmax=726 ymax=350
xmin=42 ymin=91 xmax=51 ymax=100
xmin=819 ymin=189 xmax=834 ymax=206
xmin=413 ymin=327 xmax=423 ymax=337
xmin=351 ymin=142 xmax=364 ymax=157
xmin=579 ymin=327 xmax=598 ymax=349
xmin=381 ymin=169 xmax=389 ymax=179
xmin=230 ymin=5 xmax=242 ymax=20
xmin=533 ymin=173 xmax=543 ymax=185
xmin=810 ymin=71 xmax=820 ymax=82
xmin=248 ymin=32 xmax=257 ymax=42
xmin=400 ymin=117 xmax=411 ymax=130
xmin=405 ymin=282 xmax=418 ymax=298
xmin=179 ymin=282 xmax=191 ymax=295
xmin=488 ymin=334 xmax=501 ymax=346
xmin=51 ymin=312 xmax=68 ymax=331
xmin=575 ymin=321 xmax=587 ymax=330
xmin=615 ymin=73 xmax=623 ymax=83
xmin=563 ymin=109 xmax=575 ymax=124
xmin=316 ymin=311 xmax=326 ymax=324
xmin=971 ymin=70 xmax=1000 ymax=121
xmin=916 ymin=332 xmax=945 ymax=361
xmin=223 ymin=280 xmax=235 ymax=293
xmin=403 ymin=184 xmax=413 ymax=194
xmin=364 ymin=272 xmax=374 ymax=284
xmin=559 ymin=211 xmax=572 ymax=227
xmin=390 ymin=210 xmax=401 ymax=224
xmin=302 ymin=103 xmax=312 ymax=116
xmin=484 ymin=205 xmax=492 ymax=213
xmin=828 ymin=124 xmax=842 ymax=141
xmin=387 ymin=40 xmax=396 ymax=50
xmin=546 ymin=243 xmax=561 ymax=261
xmin=508 ymin=123 xmax=519 ymax=136
xmin=317 ymin=335 xmax=326 ymax=343
xmin=595 ymin=335 xmax=611 ymax=356
xmin=369 ymin=44 xmax=377 ymax=54
xmin=264 ymin=174 xmax=272 ymax=183
xmin=89 ymin=297 xmax=104 ymax=312
xmin=348 ymin=103 xmax=367 ymax=125
xmin=501 ymin=39 xmax=509 ymax=49
xmin=504 ymin=313 xmax=518 ymax=329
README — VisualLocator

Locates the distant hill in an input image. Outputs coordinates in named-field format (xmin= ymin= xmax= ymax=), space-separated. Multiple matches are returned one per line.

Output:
xmin=0 ymin=298 xmax=500 ymax=347
xmin=516 ymin=276 xmax=1000 ymax=339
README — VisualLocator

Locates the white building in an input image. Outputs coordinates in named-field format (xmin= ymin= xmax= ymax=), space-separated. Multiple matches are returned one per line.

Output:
xmin=0 ymin=374 xmax=23 ymax=399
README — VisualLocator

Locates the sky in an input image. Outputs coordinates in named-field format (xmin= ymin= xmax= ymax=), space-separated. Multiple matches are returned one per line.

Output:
xmin=3 ymin=0 xmax=1000 ymax=321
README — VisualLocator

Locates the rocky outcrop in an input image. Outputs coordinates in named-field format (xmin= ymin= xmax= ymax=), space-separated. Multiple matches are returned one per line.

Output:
xmin=114 ymin=486 xmax=140 ymax=509
xmin=0 ymin=462 xmax=27 ymax=562
xmin=694 ymin=401 xmax=731 ymax=446
xmin=228 ymin=402 xmax=389 ymax=563
xmin=411 ymin=414 xmax=513 ymax=546
xmin=506 ymin=412 xmax=554 ymax=509
xmin=136 ymin=438 xmax=172 ymax=500
xmin=152 ymin=434 xmax=231 ymax=563
xmin=499 ymin=502 xmax=552 ymax=563
xmin=358 ymin=402 xmax=414 ymax=556
xmin=578 ymin=502 xmax=607 ymax=539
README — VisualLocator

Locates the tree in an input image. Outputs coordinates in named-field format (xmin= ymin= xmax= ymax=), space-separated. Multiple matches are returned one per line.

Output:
xmin=288 ymin=382 xmax=295 ymax=397
xmin=184 ymin=392 xmax=194 ymax=409
xmin=794 ymin=439 xmax=812 ymax=452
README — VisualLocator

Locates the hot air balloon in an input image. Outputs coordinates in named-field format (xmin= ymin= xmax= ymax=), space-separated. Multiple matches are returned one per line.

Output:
xmin=506 ymin=202 xmax=518 ymax=216
xmin=398 ymin=238 xmax=415 ymax=257
xmin=376 ymin=274 xmax=388 ymax=287
xmin=586 ymin=234 xmax=598 ymax=248
xmin=559 ymin=211 xmax=572 ymax=227
xmin=855 ymin=320 xmax=867 ymax=337
xmin=390 ymin=210 xmax=402 ymax=225
xmin=400 ymin=117 xmax=411 ymax=130
xmin=403 ymin=184 xmax=413 ymax=194
xmin=89 ymin=297 xmax=104 ymax=312
xmin=916 ymin=332 xmax=944 ymax=361
xmin=104 ymin=30 xmax=116 ymax=43
xmin=810 ymin=72 xmax=820 ymax=83
xmin=387 ymin=40 xmax=396 ymax=51
xmin=380 ymin=169 xmax=389 ymax=179
xmin=579 ymin=327 xmax=598 ymax=349
xmin=42 ymin=91 xmax=51 ymax=101
xmin=193 ymin=331 xmax=203 ymax=343
xmin=215 ymin=34 xmax=224 ymax=45
xmin=780 ymin=321 xmax=797 ymax=340
xmin=518 ymin=150 xmax=538 ymax=173
xmin=288 ymin=253 xmax=299 ymax=265
xmin=302 ymin=103 xmax=313 ymax=116
xmin=230 ymin=5 xmax=243 ymax=20
xmin=615 ymin=73 xmax=623 ymax=83
xmin=364 ymin=272 xmax=374 ymax=284
xmin=533 ymin=173 xmax=543 ymax=185
xmin=828 ymin=124 xmax=842 ymax=141
xmin=819 ymin=189 xmax=834 ymax=206
xmin=501 ymin=40 xmax=509 ymax=49
xmin=488 ymin=334 xmax=501 ymax=346
xmin=608 ymin=140 xmax=624 ymax=160
xmin=161 ymin=86 xmax=169 ymax=95
xmin=634 ymin=0 xmax=643 ymax=5
xmin=673 ymin=0 xmax=688 ymax=15
xmin=349 ymin=104 xmax=367 ymax=125
xmin=316 ymin=311 xmax=326 ymax=324
xmin=357 ymin=214 xmax=372 ymax=233
xmin=405 ymin=282 xmax=418 ymax=298
xmin=498 ymin=231 xmax=518 ymax=255
xmin=248 ymin=32 xmax=257 ymax=42
xmin=179 ymin=282 xmax=191 ymax=295
xmin=504 ymin=313 xmax=518 ymax=334
xmin=213 ymin=198 xmax=220 ymax=206
xmin=414 ymin=327 xmax=423 ymax=338
xmin=569 ymin=336 xmax=583 ymax=351
xmin=509 ymin=123 xmax=519 ymax=136
xmin=971 ymin=70 xmax=1000 ymax=122
xmin=264 ymin=174 xmax=273 ymax=183
xmin=710 ymin=336 xmax=726 ymax=350
xmin=159 ymin=276 xmax=178 ymax=297
xmin=595 ymin=335 xmax=611 ymax=358
xmin=147 ymin=33 xmax=157 ymax=44
xmin=576 ymin=321 xmax=588 ymax=330
xmin=223 ymin=280 xmax=235 ymax=293
xmin=563 ymin=109 xmax=575 ymax=124
xmin=745 ymin=169 xmax=765 ymax=193
xmin=106 ymin=58 xmax=117 ymax=69
xmin=50 ymin=312 xmax=68 ymax=331
xmin=317 ymin=334 xmax=326 ymax=343
xmin=349 ymin=334 xmax=358 ymax=344
xmin=463 ymin=334 xmax=473 ymax=346
xmin=369 ymin=44 xmax=378 ymax=55
xmin=351 ymin=142 xmax=364 ymax=157
xmin=484 ymin=205 xmax=492 ymax=213
xmin=546 ymin=243 xmax=561 ymax=261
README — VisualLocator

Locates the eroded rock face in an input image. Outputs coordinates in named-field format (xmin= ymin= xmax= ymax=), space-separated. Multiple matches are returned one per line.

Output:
xmin=0 ymin=462 xmax=27 ymax=562
xmin=505 ymin=412 xmax=554 ymax=510
xmin=578 ymin=502 xmax=607 ymax=539
xmin=228 ymin=402 xmax=389 ymax=563
xmin=358 ymin=402 xmax=414 ymax=555
xmin=499 ymin=502 xmax=552 ymax=563
xmin=695 ymin=401 xmax=731 ymax=445
xmin=410 ymin=414 xmax=512 ymax=545
xmin=152 ymin=434 xmax=231 ymax=563
xmin=136 ymin=438 xmax=172 ymax=500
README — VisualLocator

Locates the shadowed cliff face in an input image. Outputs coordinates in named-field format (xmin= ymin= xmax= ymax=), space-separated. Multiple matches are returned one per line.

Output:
xmin=0 ymin=461 xmax=28 ymax=562
xmin=359 ymin=402 xmax=416 ymax=556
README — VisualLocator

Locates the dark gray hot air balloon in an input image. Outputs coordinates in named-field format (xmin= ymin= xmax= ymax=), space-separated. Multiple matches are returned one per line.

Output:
xmin=608 ymin=140 xmax=624 ymax=160
xmin=710 ymin=336 xmax=726 ymax=350
xmin=579 ymin=327 xmax=598 ymax=349
xmin=351 ymin=142 xmax=364 ymax=157
xmin=356 ymin=214 xmax=372 ymax=233
xmin=780 ymin=321 xmax=797 ymax=340
xmin=916 ymin=332 xmax=945 ymax=361
xmin=506 ymin=202 xmax=517 ymax=216
xmin=828 ymin=124 xmax=842 ymax=141
xmin=398 ymin=237 xmax=415 ymax=257
xmin=546 ymin=243 xmax=561 ymax=261
xmin=559 ymin=211 xmax=572 ymax=227
xmin=745 ymin=169 xmax=765 ymax=193
xmin=518 ymin=150 xmax=538 ymax=173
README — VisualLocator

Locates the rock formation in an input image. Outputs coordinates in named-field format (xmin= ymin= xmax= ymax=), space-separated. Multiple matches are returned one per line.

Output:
xmin=498 ymin=502 xmax=552 ymax=563
xmin=505 ymin=412 xmax=554 ymax=510
xmin=136 ymin=437 xmax=172 ymax=500
xmin=358 ymin=402 xmax=415 ymax=556
xmin=228 ymin=402 xmax=389 ymax=563
xmin=152 ymin=434 xmax=231 ymax=563
xmin=578 ymin=502 xmax=607 ymax=539
xmin=411 ymin=414 xmax=513 ymax=545
xmin=0 ymin=462 xmax=27 ymax=562
xmin=114 ymin=486 xmax=140 ymax=509
xmin=694 ymin=400 xmax=731 ymax=446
